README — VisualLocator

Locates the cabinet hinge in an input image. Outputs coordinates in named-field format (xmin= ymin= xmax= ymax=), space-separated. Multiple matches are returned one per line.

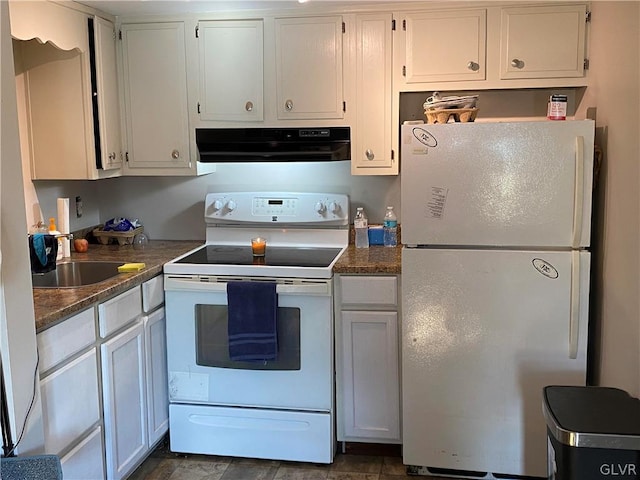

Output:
xmin=402 ymin=19 xmax=406 ymax=31
xmin=402 ymin=65 xmax=406 ymax=77
xmin=125 ymin=152 xmax=129 ymax=163
xmin=342 ymin=22 xmax=345 ymax=34
xmin=195 ymin=25 xmax=199 ymax=38
xmin=391 ymin=150 xmax=395 ymax=161
xmin=584 ymin=58 xmax=590 ymax=70
xmin=585 ymin=11 xmax=591 ymax=22
xmin=392 ymin=19 xmax=396 ymax=31
xmin=197 ymin=102 xmax=201 ymax=114
xmin=118 ymin=30 xmax=122 ymax=40
xmin=343 ymin=101 xmax=346 ymax=113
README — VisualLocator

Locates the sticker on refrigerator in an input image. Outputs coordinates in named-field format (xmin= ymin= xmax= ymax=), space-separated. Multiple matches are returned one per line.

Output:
xmin=427 ymin=187 xmax=448 ymax=219
xmin=411 ymin=127 xmax=438 ymax=148
xmin=532 ymin=258 xmax=559 ymax=279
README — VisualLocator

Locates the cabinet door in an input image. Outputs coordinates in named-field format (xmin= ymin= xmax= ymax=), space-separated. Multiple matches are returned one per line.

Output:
xmin=352 ymin=13 xmax=395 ymax=175
xmin=40 ymin=349 xmax=101 ymax=455
xmin=500 ymin=5 xmax=587 ymax=79
xmin=275 ymin=16 xmax=344 ymax=120
xmin=144 ymin=307 xmax=169 ymax=446
xmin=101 ymin=321 xmax=147 ymax=480
xmin=198 ymin=20 xmax=263 ymax=122
xmin=121 ymin=22 xmax=190 ymax=171
xmin=403 ymin=9 xmax=486 ymax=83
xmin=340 ymin=310 xmax=400 ymax=441
xmin=93 ymin=16 xmax=121 ymax=170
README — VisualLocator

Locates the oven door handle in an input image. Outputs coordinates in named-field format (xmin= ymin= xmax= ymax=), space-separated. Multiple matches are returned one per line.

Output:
xmin=165 ymin=277 xmax=331 ymax=296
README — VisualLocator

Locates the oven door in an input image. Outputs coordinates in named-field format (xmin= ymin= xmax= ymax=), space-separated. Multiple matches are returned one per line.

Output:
xmin=164 ymin=275 xmax=333 ymax=411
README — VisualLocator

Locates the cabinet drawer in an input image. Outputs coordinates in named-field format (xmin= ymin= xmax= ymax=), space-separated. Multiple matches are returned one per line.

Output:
xmin=340 ymin=276 xmax=397 ymax=306
xmin=98 ymin=286 xmax=142 ymax=338
xmin=60 ymin=426 xmax=105 ymax=480
xmin=142 ymin=275 xmax=164 ymax=313
xmin=38 ymin=308 xmax=96 ymax=373
xmin=40 ymin=349 xmax=101 ymax=455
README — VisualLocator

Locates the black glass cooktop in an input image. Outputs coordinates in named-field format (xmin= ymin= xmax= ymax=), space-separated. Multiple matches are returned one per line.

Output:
xmin=176 ymin=245 xmax=343 ymax=268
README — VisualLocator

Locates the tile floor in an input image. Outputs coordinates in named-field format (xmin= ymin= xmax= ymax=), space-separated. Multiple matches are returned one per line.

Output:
xmin=127 ymin=439 xmax=452 ymax=480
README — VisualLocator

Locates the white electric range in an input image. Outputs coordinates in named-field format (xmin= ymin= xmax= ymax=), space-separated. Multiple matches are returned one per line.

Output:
xmin=163 ymin=191 xmax=349 ymax=464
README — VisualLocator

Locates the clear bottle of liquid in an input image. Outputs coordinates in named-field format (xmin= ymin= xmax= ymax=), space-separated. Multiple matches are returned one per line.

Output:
xmin=354 ymin=207 xmax=369 ymax=248
xmin=383 ymin=206 xmax=397 ymax=247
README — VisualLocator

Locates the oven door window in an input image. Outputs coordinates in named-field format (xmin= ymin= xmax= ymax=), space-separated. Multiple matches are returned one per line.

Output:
xmin=195 ymin=305 xmax=301 ymax=370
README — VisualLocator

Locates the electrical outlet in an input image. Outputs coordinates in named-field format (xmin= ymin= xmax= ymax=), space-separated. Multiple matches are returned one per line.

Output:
xmin=75 ymin=196 xmax=83 ymax=218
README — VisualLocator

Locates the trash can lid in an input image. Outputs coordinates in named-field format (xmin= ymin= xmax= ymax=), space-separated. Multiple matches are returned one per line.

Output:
xmin=543 ymin=386 xmax=640 ymax=450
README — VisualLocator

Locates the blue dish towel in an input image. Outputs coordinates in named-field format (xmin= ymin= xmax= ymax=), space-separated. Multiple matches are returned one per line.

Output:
xmin=32 ymin=233 xmax=48 ymax=266
xmin=227 ymin=281 xmax=278 ymax=362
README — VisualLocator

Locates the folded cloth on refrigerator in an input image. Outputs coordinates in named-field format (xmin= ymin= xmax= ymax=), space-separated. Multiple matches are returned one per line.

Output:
xmin=226 ymin=281 xmax=278 ymax=362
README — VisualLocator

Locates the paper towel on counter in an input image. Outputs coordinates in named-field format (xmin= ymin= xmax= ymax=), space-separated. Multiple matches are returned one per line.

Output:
xmin=57 ymin=197 xmax=70 ymax=258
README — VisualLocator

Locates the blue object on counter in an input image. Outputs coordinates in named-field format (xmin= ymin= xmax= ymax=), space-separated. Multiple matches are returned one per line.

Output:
xmin=368 ymin=226 xmax=384 ymax=245
xmin=103 ymin=217 xmax=135 ymax=231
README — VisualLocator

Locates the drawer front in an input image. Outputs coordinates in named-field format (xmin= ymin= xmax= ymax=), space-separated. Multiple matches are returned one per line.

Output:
xmin=98 ymin=286 xmax=142 ymax=338
xmin=40 ymin=349 xmax=101 ymax=455
xmin=60 ymin=426 xmax=105 ymax=480
xmin=38 ymin=308 xmax=96 ymax=373
xmin=142 ymin=275 xmax=164 ymax=313
xmin=340 ymin=276 xmax=397 ymax=306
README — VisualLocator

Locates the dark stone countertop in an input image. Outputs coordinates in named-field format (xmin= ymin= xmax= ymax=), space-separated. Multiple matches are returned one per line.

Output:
xmin=33 ymin=240 xmax=201 ymax=332
xmin=333 ymin=244 xmax=402 ymax=275
xmin=33 ymin=240 xmax=402 ymax=332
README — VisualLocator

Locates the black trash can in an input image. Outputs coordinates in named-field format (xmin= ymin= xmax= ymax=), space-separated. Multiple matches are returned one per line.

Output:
xmin=543 ymin=386 xmax=640 ymax=479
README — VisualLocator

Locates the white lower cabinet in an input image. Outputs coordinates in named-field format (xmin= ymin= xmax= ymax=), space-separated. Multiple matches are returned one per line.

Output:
xmin=144 ymin=307 xmax=169 ymax=446
xmin=335 ymin=275 xmax=401 ymax=443
xmin=101 ymin=321 xmax=147 ymax=480
xmin=38 ymin=308 xmax=103 ymax=479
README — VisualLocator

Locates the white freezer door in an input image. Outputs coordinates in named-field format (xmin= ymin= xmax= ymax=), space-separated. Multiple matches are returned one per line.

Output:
xmin=401 ymin=248 xmax=590 ymax=477
xmin=400 ymin=120 xmax=594 ymax=248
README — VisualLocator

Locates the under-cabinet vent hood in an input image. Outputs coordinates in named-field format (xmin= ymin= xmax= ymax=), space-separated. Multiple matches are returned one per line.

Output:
xmin=196 ymin=127 xmax=350 ymax=162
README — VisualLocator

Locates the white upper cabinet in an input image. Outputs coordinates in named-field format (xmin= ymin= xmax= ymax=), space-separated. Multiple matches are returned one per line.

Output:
xmin=352 ymin=13 xmax=395 ymax=175
xmin=197 ymin=20 xmax=264 ymax=122
xmin=10 ymin=0 xmax=122 ymax=180
xmin=499 ymin=4 xmax=587 ymax=80
xmin=403 ymin=9 xmax=486 ymax=84
xmin=92 ymin=16 xmax=122 ymax=170
xmin=275 ymin=16 xmax=344 ymax=120
xmin=120 ymin=22 xmax=194 ymax=174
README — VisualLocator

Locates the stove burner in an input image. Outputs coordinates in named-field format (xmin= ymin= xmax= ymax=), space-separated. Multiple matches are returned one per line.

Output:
xmin=175 ymin=244 xmax=342 ymax=269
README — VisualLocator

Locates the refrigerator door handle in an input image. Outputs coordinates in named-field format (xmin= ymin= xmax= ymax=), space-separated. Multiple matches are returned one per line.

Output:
xmin=569 ymin=250 xmax=580 ymax=359
xmin=572 ymin=136 xmax=585 ymax=248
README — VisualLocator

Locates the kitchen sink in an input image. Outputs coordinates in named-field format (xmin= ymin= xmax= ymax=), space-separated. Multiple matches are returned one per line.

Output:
xmin=32 ymin=261 xmax=124 ymax=288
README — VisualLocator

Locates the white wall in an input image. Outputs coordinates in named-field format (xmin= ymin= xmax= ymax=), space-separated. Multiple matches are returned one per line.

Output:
xmin=577 ymin=1 xmax=640 ymax=396
xmin=0 ymin=0 xmax=44 ymax=455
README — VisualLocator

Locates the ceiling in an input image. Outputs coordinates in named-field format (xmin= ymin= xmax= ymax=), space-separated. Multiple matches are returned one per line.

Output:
xmin=76 ymin=0 xmax=389 ymax=17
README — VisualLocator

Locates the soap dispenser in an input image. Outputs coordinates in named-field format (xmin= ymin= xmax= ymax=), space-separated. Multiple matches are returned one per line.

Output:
xmin=48 ymin=217 xmax=63 ymax=261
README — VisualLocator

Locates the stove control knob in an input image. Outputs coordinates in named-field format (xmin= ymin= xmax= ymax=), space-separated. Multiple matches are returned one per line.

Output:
xmin=315 ymin=201 xmax=326 ymax=214
xmin=212 ymin=199 xmax=224 ymax=211
xmin=329 ymin=201 xmax=341 ymax=215
xmin=226 ymin=199 xmax=237 ymax=212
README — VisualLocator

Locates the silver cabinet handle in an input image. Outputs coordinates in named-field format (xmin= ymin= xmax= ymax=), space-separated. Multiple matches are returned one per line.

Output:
xmin=285 ymin=99 xmax=293 ymax=111
xmin=511 ymin=59 xmax=524 ymax=69
xmin=467 ymin=61 xmax=479 ymax=71
xmin=365 ymin=149 xmax=375 ymax=161
xmin=245 ymin=101 xmax=253 ymax=112
xmin=171 ymin=150 xmax=180 ymax=159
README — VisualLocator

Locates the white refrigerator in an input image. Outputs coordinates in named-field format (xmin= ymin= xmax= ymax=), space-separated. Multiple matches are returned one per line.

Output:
xmin=400 ymin=120 xmax=595 ymax=478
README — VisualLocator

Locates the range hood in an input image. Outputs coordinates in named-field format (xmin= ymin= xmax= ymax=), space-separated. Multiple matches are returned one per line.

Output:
xmin=196 ymin=127 xmax=350 ymax=162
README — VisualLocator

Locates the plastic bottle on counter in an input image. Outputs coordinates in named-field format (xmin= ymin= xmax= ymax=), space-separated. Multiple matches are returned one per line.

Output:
xmin=383 ymin=206 xmax=397 ymax=247
xmin=48 ymin=217 xmax=63 ymax=261
xmin=354 ymin=207 xmax=369 ymax=248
